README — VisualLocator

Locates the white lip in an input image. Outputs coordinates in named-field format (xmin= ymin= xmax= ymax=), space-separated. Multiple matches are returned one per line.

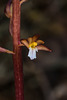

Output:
xmin=28 ymin=47 xmax=38 ymax=60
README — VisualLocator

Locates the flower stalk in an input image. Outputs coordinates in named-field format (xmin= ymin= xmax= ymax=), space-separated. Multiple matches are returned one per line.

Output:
xmin=12 ymin=0 xmax=24 ymax=100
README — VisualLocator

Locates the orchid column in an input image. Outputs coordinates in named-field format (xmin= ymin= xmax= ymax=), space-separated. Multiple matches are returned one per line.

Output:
xmin=12 ymin=0 xmax=24 ymax=100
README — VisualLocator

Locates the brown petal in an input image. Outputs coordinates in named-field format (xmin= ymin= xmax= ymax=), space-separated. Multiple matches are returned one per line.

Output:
xmin=4 ymin=1 xmax=12 ymax=18
xmin=19 ymin=43 xmax=24 ymax=46
xmin=28 ymin=37 xmax=33 ymax=44
xmin=0 ymin=47 xmax=14 ymax=54
xmin=20 ymin=0 xmax=27 ymax=5
xmin=32 ymin=34 xmax=40 ymax=42
xmin=37 ymin=45 xmax=52 ymax=52
xmin=37 ymin=40 xmax=44 ymax=45
xmin=21 ymin=39 xmax=29 ymax=48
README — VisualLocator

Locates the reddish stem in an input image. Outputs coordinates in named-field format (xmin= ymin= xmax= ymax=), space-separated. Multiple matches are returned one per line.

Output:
xmin=12 ymin=0 xmax=24 ymax=100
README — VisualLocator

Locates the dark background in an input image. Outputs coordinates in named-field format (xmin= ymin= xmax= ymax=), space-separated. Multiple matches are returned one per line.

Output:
xmin=0 ymin=0 xmax=67 ymax=100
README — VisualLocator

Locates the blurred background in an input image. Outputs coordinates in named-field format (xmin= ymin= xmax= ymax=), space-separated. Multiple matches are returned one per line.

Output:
xmin=0 ymin=0 xmax=67 ymax=100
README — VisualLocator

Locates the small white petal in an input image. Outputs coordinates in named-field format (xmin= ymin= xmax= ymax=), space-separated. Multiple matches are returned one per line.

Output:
xmin=28 ymin=47 xmax=38 ymax=60
xmin=32 ymin=49 xmax=36 ymax=59
xmin=28 ymin=47 xmax=32 ymax=57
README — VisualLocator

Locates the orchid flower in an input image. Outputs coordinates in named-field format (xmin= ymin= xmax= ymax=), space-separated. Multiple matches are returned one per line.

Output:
xmin=19 ymin=35 xmax=51 ymax=60
xmin=4 ymin=0 xmax=26 ymax=36
xmin=0 ymin=47 xmax=14 ymax=54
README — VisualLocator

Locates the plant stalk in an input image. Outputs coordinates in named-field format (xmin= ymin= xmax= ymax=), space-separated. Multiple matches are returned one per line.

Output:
xmin=12 ymin=0 xmax=24 ymax=100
